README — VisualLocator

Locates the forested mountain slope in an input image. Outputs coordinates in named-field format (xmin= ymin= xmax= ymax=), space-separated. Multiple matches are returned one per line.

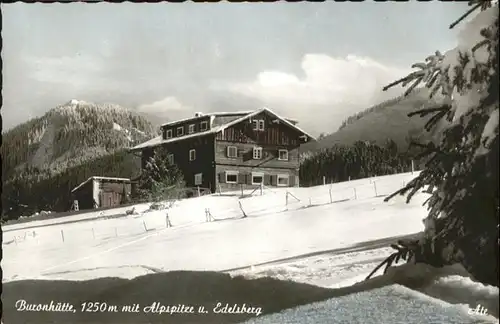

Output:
xmin=2 ymin=100 xmax=158 ymax=179
xmin=301 ymin=89 xmax=442 ymax=153
xmin=2 ymin=100 xmax=159 ymax=219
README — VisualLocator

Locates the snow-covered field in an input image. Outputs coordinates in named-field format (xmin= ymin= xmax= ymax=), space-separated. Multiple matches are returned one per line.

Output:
xmin=2 ymin=171 xmax=499 ymax=323
xmin=2 ymin=172 xmax=423 ymax=282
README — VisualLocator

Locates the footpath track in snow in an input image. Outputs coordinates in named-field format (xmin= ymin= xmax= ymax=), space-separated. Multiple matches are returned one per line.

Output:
xmin=223 ymin=231 xmax=422 ymax=273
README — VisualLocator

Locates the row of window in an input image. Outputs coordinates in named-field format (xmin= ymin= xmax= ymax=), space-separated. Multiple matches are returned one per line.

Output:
xmin=166 ymin=146 xmax=290 ymax=165
xmin=165 ymin=121 xmax=209 ymax=139
xmin=192 ymin=172 xmax=290 ymax=187
xmin=165 ymin=118 xmax=282 ymax=140
xmin=224 ymin=171 xmax=289 ymax=186
xmin=227 ymin=146 xmax=289 ymax=161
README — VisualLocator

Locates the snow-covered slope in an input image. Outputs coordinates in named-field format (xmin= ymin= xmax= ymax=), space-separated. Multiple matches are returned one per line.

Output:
xmin=3 ymin=172 xmax=426 ymax=282
xmin=3 ymin=172 xmax=498 ymax=323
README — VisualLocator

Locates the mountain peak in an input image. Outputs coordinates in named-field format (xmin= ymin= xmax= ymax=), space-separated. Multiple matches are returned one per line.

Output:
xmin=2 ymin=101 xmax=159 ymax=178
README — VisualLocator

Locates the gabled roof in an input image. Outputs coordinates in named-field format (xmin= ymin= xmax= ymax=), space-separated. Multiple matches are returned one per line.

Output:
xmin=160 ymin=111 xmax=252 ymax=128
xmin=130 ymin=107 xmax=316 ymax=151
xmin=218 ymin=107 xmax=315 ymax=141
xmin=71 ymin=176 xmax=131 ymax=193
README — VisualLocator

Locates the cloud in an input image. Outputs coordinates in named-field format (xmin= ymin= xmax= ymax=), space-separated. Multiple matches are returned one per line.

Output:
xmin=25 ymin=55 xmax=109 ymax=90
xmin=224 ymin=54 xmax=408 ymax=106
xmin=137 ymin=96 xmax=192 ymax=120
xmin=212 ymin=54 xmax=411 ymax=134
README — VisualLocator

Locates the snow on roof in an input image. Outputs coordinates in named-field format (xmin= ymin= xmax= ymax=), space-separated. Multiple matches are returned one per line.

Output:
xmin=71 ymin=176 xmax=131 ymax=193
xmin=129 ymin=128 xmax=222 ymax=151
xmin=131 ymin=107 xmax=315 ymax=151
xmin=219 ymin=107 xmax=316 ymax=141
xmin=160 ymin=111 xmax=253 ymax=127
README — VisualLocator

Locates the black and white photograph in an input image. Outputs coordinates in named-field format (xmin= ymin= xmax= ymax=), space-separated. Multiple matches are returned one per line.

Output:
xmin=1 ymin=1 xmax=498 ymax=323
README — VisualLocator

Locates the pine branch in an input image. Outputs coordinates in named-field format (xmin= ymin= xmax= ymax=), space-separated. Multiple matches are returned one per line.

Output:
xmin=449 ymin=2 xmax=483 ymax=29
xmin=407 ymin=106 xmax=451 ymax=118
xmin=383 ymin=51 xmax=445 ymax=94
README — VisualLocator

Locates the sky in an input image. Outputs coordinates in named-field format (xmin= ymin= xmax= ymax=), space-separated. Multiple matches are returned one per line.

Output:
xmin=1 ymin=2 xmax=469 ymax=135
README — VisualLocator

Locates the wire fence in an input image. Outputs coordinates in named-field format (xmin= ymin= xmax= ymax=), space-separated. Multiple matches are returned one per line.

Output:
xmin=3 ymin=173 xmax=419 ymax=248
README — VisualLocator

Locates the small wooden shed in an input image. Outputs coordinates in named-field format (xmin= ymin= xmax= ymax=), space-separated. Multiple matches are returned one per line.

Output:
xmin=71 ymin=176 xmax=131 ymax=210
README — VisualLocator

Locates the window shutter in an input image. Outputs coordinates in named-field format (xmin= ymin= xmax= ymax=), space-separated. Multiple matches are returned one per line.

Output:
xmin=238 ymin=173 xmax=246 ymax=184
xmin=219 ymin=172 xmax=225 ymax=184
xmin=270 ymin=175 xmax=277 ymax=186
xmin=259 ymin=120 xmax=265 ymax=130
xmin=264 ymin=174 xmax=271 ymax=186
xmin=246 ymin=173 xmax=253 ymax=185
xmin=289 ymin=175 xmax=295 ymax=187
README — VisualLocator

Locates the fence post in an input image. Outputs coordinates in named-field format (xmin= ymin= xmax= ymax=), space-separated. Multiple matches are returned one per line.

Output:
xmin=329 ymin=188 xmax=333 ymax=204
xmin=218 ymin=184 xmax=222 ymax=196
xmin=197 ymin=186 xmax=201 ymax=197
xmin=309 ymin=197 xmax=312 ymax=206
xmin=166 ymin=213 xmax=171 ymax=227
xmin=240 ymin=184 xmax=244 ymax=197
xmin=402 ymin=180 xmax=406 ymax=188
xmin=143 ymin=220 xmax=148 ymax=232
xmin=114 ymin=227 xmax=118 ymax=238
xmin=411 ymin=160 xmax=415 ymax=174
xmin=323 ymin=176 xmax=326 ymax=185
xmin=348 ymin=176 xmax=351 ymax=182
xmin=353 ymin=188 xmax=357 ymax=200
xmin=260 ymin=183 xmax=263 ymax=196
xmin=374 ymin=181 xmax=378 ymax=197
xmin=14 ymin=236 xmax=18 ymax=246
xmin=285 ymin=192 xmax=289 ymax=208
xmin=61 ymin=229 xmax=65 ymax=243
xmin=92 ymin=228 xmax=96 ymax=240
xmin=238 ymin=201 xmax=247 ymax=218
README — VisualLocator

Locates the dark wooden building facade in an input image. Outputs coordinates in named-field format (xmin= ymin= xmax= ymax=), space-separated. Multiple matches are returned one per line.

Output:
xmin=71 ymin=176 xmax=132 ymax=210
xmin=130 ymin=108 xmax=315 ymax=193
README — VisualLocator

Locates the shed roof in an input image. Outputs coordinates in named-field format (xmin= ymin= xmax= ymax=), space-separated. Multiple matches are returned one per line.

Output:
xmin=71 ymin=176 xmax=131 ymax=193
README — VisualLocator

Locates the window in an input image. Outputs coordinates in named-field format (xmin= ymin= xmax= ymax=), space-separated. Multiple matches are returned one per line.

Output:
xmin=200 ymin=121 xmax=208 ymax=131
xmin=167 ymin=153 xmax=174 ymax=165
xmin=177 ymin=126 xmax=184 ymax=136
xmin=189 ymin=149 xmax=196 ymax=161
xmin=225 ymin=171 xmax=238 ymax=184
xmin=194 ymin=173 xmax=203 ymax=186
xmin=188 ymin=124 xmax=195 ymax=134
xmin=165 ymin=129 xmax=173 ymax=139
xmin=253 ymin=147 xmax=263 ymax=160
xmin=252 ymin=119 xmax=265 ymax=131
xmin=227 ymin=146 xmax=238 ymax=158
xmin=277 ymin=174 xmax=289 ymax=186
xmin=252 ymin=172 xmax=264 ymax=185
xmin=281 ymin=132 xmax=289 ymax=145
xmin=278 ymin=149 xmax=289 ymax=161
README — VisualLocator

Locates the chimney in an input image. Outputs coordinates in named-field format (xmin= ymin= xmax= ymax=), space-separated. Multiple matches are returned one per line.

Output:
xmin=194 ymin=112 xmax=204 ymax=117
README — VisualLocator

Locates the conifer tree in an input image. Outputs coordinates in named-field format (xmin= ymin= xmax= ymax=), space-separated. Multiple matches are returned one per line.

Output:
xmin=370 ymin=0 xmax=499 ymax=286
xmin=135 ymin=147 xmax=186 ymax=202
